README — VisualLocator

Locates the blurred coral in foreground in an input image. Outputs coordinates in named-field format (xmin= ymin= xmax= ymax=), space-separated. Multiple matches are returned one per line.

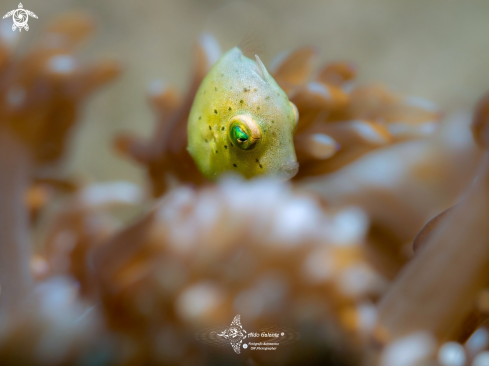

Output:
xmin=1 ymin=11 xmax=489 ymax=366
xmin=90 ymin=177 xmax=378 ymax=365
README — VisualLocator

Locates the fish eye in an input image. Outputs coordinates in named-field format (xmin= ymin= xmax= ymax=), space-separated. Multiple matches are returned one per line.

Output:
xmin=228 ymin=115 xmax=261 ymax=150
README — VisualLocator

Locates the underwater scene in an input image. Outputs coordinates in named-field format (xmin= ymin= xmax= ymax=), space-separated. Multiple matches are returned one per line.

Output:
xmin=0 ymin=0 xmax=489 ymax=365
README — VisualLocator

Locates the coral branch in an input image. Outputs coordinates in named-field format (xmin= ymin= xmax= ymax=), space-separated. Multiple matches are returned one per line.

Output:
xmin=0 ymin=125 xmax=33 ymax=318
xmin=116 ymin=34 xmax=221 ymax=197
xmin=377 ymin=152 xmax=489 ymax=341
xmin=0 ymin=12 xmax=119 ymax=317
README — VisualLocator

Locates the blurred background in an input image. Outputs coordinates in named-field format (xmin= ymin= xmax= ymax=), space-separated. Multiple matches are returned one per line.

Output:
xmin=6 ymin=0 xmax=489 ymax=186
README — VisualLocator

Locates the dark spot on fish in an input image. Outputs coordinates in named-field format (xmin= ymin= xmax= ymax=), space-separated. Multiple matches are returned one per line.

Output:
xmin=228 ymin=107 xmax=232 ymax=111
xmin=240 ymin=100 xmax=244 ymax=104
xmin=199 ymin=116 xmax=201 ymax=120
xmin=205 ymin=139 xmax=208 ymax=143
xmin=244 ymin=88 xmax=249 ymax=92
xmin=214 ymin=109 xmax=218 ymax=114
xmin=216 ymin=150 xmax=218 ymax=153
xmin=271 ymin=121 xmax=274 ymax=124
xmin=230 ymin=143 xmax=234 ymax=147
xmin=257 ymin=106 xmax=260 ymax=111
xmin=221 ymin=127 xmax=225 ymax=131
xmin=259 ymin=164 xmax=263 ymax=169
xmin=256 ymin=159 xmax=259 ymax=163
xmin=233 ymin=164 xmax=237 ymax=167
xmin=215 ymin=87 xmax=217 ymax=91
xmin=209 ymin=125 xmax=212 ymax=130
xmin=224 ymin=145 xmax=228 ymax=149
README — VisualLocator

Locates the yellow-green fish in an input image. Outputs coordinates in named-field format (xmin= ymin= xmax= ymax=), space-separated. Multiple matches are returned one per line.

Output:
xmin=187 ymin=47 xmax=299 ymax=181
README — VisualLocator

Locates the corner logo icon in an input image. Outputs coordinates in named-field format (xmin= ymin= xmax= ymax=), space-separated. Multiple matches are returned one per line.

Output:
xmin=217 ymin=314 xmax=247 ymax=354
xmin=3 ymin=3 xmax=37 ymax=32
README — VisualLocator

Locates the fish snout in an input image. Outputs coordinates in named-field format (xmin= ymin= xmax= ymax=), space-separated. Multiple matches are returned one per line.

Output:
xmin=279 ymin=161 xmax=299 ymax=180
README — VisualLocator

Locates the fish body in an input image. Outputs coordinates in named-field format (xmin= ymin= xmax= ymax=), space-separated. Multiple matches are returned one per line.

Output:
xmin=187 ymin=47 xmax=299 ymax=180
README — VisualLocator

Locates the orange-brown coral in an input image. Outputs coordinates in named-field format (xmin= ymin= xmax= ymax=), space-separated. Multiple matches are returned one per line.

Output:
xmin=115 ymin=34 xmax=221 ymax=197
xmin=269 ymin=48 xmax=441 ymax=179
xmin=376 ymin=95 xmax=489 ymax=345
xmin=0 ymin=12 xmax=119 ymax=318
xmin=88 ymin=178 xmax=380 ymax=365
xmin=0 ymin=13 xmax=120 ymax=164
xmin=36 ymin=181 xmax=142 ymax=295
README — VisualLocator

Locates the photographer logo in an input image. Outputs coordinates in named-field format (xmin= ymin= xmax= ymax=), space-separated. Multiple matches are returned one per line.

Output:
xmin=195 ymin=314 xmax=300 ymax=354
xmin=3 ymin=3 xmax=37 ymax=32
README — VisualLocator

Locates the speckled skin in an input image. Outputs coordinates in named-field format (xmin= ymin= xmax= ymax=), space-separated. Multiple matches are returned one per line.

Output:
xmin=187 ymin=47 xmax=298 ymax=180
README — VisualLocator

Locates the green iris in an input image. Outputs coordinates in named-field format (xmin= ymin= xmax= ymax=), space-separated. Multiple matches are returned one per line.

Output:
xmin=233 ymin=125 xmax=249 ymax=143
xmin=228 ymin=118 xmax=259 ymax=150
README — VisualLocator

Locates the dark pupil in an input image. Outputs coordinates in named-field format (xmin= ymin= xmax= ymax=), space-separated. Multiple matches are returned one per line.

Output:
xmin=234 ymin=126 xmax=248 ymax=143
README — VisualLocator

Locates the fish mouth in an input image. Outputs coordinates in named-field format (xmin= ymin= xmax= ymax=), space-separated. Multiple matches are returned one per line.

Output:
xmin=279 ymin=161 xmax=299 ymax=180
